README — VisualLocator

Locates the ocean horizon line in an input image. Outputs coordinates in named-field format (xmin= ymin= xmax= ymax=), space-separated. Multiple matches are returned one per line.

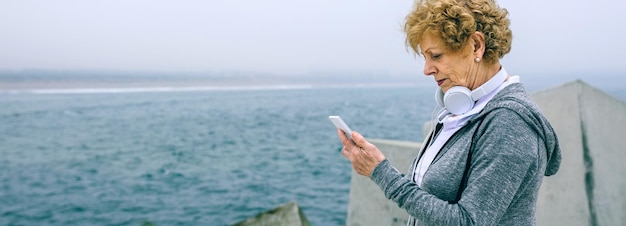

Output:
xmin=0 ymin=83 xmax=423 ymax=95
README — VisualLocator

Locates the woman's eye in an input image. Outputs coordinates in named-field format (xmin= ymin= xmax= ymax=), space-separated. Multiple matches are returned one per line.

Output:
xmin=432 ymin=54 xmax=441 ymax=59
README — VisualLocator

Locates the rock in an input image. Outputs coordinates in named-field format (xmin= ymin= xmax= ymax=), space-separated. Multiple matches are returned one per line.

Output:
xmin=230 ymin=201 xmax=311 ymax=226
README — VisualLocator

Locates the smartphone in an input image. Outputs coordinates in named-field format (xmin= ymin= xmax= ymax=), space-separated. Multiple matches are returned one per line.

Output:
xmin=329 ymin=115 xmax=353 ymax=140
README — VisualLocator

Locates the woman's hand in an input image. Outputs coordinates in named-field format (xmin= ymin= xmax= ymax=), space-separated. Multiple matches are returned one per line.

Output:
xmin=337 ymin=129 xmax=386 ymax=177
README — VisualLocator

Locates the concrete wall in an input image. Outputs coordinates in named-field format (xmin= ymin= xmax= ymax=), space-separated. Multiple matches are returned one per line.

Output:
xmin=345 ymin=80 xmax=626 ymax=226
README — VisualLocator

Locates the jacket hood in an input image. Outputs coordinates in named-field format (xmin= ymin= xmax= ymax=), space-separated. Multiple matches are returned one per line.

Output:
xmin=476 ymin=83 xmax=562 ymax=176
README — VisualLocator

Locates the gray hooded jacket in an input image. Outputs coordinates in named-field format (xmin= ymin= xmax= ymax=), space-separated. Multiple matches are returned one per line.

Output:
xmin=370 ymin=82 xmax=562 ymax=225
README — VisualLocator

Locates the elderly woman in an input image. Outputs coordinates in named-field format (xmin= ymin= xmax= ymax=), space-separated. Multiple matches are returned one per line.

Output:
xmin=336 ymin=0 xmax=562 ymax=225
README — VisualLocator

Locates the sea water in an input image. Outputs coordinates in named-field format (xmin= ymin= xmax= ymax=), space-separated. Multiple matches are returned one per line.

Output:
xmin=0 ymin=85 xmax=434 ymax=225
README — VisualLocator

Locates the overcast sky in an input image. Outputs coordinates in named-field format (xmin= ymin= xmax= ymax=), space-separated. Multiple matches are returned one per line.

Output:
xmin=1 ymin=0 xmax=625 ymax=79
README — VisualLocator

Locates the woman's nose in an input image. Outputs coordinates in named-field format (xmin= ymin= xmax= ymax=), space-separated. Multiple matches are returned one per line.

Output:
xmin=423 ymin=61 xmax=436 ymax=76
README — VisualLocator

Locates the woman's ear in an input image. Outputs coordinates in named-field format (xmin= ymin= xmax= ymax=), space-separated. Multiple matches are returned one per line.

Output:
xmin=471 ymin=31 xmax=486 ymax=58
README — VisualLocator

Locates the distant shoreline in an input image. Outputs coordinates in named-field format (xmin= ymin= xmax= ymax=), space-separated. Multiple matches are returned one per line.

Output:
xmin=0 ymin=80 xmax=425 ymax=95
xmin=0 ymin=70 xmax=424 ymax=92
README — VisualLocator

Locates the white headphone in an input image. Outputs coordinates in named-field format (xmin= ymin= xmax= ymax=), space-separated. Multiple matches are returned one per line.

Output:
xmin=435 ymin=70 xmax=507 ymax=115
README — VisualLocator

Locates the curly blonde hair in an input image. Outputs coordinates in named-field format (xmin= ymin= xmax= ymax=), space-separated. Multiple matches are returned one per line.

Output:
xmin=404 ymin=0 xmax=512 ymax=64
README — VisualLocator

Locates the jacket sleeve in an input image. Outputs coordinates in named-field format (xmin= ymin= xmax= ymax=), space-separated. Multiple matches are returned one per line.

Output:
xmin=370 ymin=108 xmax=539 ymax=225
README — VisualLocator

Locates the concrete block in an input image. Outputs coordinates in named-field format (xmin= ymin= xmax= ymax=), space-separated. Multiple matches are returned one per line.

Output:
xmin=230 ymin=201 xmax=311 ymax=226
xmin=345 ymin=139 xmax=420 ymax=226
xmin=533 ymin=80 xmax=626 ymax=226
xmin=532 ymin=81 xmax=590 ymax=226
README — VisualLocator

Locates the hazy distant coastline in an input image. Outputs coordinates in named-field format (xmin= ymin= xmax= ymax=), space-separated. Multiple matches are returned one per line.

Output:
xmin=0 ymin=69 xmax=423 ymax=90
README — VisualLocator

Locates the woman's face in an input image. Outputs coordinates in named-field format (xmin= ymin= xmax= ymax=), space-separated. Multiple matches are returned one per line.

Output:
xmin=419 ymin=31 xmax=477 ymax=93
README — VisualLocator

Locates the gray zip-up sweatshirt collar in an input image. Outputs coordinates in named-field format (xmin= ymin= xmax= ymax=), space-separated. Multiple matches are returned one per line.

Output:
xmin=370 ymin=82 xmax=562 ymax=225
